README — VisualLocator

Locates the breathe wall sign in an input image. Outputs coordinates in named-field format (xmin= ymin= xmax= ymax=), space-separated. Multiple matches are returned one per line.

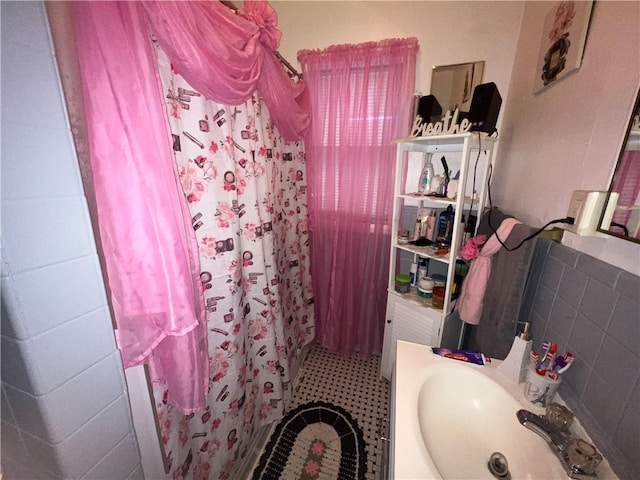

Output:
xmin=411 ymin=108 xmax=471 ymax=137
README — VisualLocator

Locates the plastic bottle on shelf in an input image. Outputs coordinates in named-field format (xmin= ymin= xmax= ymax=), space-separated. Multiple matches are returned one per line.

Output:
xmin=409 ymin=262 xmax=418 ymax=286
xmin=456 ymin=215 xmax=466 ymax=253
xmin=417 ymin=259 xmax=428 ymax=280
xmin=425 ymin=210 xmax=437 ymax=240
xmin=411 ymin=218 xmax=421 ymax=241
xmin=417 ymin=157 xmax=435 ymax=195
xmin=436 ymin=205 xmax=455 ymax=245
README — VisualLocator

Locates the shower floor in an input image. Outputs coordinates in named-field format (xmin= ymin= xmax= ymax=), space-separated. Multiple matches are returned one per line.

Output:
xmin=241 ymin=343 xmax=391 ymax=480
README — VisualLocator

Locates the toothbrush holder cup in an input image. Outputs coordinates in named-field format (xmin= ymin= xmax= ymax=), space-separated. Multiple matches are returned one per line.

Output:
xmin=524 ymin=365 xmax=562 ymax=407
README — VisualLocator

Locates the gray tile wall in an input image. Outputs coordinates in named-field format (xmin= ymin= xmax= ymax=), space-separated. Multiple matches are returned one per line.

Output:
xmin=1 ymin=2 xmax=142 ymax=478
xmin=521 ymin=239 xmax=639 ymax=479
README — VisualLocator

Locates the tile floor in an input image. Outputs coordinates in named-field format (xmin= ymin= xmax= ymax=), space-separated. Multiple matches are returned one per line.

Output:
xmin=289 ymin=343 xmax=391 ymax=480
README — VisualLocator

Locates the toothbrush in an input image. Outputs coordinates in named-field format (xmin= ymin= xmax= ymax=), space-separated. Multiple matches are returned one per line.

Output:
xmin=552 ymin=355 xmax=566 ymax=372
xmin=553 ymin=352 xmax=574 ymax=371
xmin=544 ymin=343 xmax=558 ymax=371
xmin=536 ymin=342 xmax=551 ymax=369
xmin=557 ymin=353 xmax=575 ymax=374
xmin=530 ymin=351 xmax=540 ymax=366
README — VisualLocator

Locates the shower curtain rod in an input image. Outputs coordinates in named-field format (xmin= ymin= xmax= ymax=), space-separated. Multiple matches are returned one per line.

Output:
xmin=220 ymin=0 xmax=303 ymax=80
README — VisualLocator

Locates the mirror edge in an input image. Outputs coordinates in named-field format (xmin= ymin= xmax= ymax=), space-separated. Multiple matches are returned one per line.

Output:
xmin=430 ymin=60 xmax=485 ymax=113
xmin=597 ymin=88 xmax=640 ymax=244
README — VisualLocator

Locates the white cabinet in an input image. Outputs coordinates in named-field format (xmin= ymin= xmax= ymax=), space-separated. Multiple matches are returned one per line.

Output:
xmin=380 ymin=133 xmax=497 ymax=380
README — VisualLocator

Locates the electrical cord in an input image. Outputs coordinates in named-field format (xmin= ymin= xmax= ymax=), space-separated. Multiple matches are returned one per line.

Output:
xmin=610 ymin=221 xmax=629 ymax=236
xmin=485 ymin=157 xmax=575 ymax=252
xmin=467 ymin=131 xmax=482 ymax=224
xmin=489 ymin=214 xmax=575 ymax=251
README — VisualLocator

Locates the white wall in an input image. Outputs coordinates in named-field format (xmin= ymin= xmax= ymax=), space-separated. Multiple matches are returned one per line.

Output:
xmin=492 ymin=1 xmax=640 ymax=275
xmin=274 ymin=0 xmax=640 ymax=274
xmin=0 ymin=2 xmax=142 ymax=478
xmin=273 ymin=1 xmax=524 ymax=111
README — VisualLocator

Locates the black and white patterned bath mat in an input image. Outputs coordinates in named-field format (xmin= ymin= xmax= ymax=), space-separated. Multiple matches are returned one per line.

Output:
xmin=251 ymin=401 xmax=367 ymax=480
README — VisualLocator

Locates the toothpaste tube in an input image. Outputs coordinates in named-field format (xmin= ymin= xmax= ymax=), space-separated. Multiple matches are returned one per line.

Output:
xmin=431 ymin=347 xmax=487 ymax=365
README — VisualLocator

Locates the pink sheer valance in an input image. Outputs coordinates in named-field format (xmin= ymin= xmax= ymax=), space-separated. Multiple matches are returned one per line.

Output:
xmin=74 ymin=1 xmax=208 ymax=413
xmin=73 ymin=0 xmax=309 ymax=413
xmin=142 ymin=0 xmax=310 ymax=140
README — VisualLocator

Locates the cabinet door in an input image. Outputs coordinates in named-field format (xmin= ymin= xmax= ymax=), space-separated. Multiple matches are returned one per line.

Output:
xmin=380 ymin=296 xmax=439 ymax=380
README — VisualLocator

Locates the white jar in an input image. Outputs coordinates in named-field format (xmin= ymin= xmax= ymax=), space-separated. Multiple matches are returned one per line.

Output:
xmin=417 ymin=277 xmax=435 ymax=298
xmin=418 ymin=277 xmax=435 ymax=291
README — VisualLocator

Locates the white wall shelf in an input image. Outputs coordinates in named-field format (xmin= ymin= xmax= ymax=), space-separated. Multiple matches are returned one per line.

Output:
xmin=381 ymin=132 xmax=498 ymax=380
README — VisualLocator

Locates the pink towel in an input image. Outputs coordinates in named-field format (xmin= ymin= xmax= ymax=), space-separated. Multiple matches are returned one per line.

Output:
xmin=458 ymin=217 xmax=521 ymax=325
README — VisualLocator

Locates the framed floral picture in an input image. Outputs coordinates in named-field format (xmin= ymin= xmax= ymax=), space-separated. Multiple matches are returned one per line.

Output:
xmin=534 ymin=0 xmax=594 ymax=93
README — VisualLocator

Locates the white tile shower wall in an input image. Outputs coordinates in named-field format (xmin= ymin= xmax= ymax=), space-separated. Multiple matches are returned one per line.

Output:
xmin=0 ymin=1 xmax=141 ymax=478
xmin=521 ymin=239 xmax=640 ymax=480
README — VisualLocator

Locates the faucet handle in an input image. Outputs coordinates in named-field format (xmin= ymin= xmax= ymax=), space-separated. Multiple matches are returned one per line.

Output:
xmin=567 ymin=439 xmax=603 ymax=476
xmin=545 ymin=402 xmax=574 ymax=432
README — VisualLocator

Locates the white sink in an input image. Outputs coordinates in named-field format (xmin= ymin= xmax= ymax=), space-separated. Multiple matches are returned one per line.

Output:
xmin=417 ymin=364 xmax=567 ymax=479
xmin=391 ymin=341 xmax=569 ymax=480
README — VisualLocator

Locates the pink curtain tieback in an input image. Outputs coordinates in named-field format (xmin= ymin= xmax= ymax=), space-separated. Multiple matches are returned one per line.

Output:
xmin=239 ymin=0 xmax=282 ymax=51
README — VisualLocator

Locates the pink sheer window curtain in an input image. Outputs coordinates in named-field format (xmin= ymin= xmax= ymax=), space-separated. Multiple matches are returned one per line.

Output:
xmin=299 ymin=38 xmax=418 ymax=355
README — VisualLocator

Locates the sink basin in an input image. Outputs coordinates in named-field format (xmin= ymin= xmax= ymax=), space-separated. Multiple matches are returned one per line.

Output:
xmin=417 ymin=364 xmax=567 ymax=479
xmin=391 ymin=341 xmax=570 ymax=479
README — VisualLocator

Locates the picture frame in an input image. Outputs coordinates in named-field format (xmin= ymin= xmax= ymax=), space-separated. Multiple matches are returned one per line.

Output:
xmin=533 ymin=0 xmax=594 ymax=93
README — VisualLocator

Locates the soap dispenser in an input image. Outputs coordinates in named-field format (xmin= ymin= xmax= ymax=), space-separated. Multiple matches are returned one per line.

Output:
xmin=497 ymin=322 xmax=532 ymax=384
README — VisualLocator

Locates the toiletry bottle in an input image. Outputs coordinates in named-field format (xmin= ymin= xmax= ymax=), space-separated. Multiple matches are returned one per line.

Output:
xmin=436 ymin=205 xmax=455 ymax=245
xmin=497 ymin=323 xmax=532 ymax=384
xmin=417 ymin=157 xmax=435 ymax=195
xmin=457 ymin=214 xmax=466 ymax=252
xmin=409 ymin=261 xmax=418 ymax=286
xmin=425 ymin=210 xmax=437 ymax=240
xmin=417 ymin=259 xmax=428 ymax=281
xmin=411 ymin=218 xmax=421 ymax=241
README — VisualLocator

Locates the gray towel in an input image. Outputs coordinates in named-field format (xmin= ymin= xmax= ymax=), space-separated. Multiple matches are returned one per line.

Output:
xmin=444 ymin=208 xmax=537 ymax=359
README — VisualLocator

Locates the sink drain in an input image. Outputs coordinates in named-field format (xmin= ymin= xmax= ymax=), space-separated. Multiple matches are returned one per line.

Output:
xmin=487 ymin=452 xmax=511 ymax=480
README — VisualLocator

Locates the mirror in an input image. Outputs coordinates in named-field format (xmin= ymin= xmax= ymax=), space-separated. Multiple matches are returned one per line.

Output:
xmin=598 ymin=89 xmax=640 ymax=243
xmin=430 ymin=61 xmax=485 ymax=114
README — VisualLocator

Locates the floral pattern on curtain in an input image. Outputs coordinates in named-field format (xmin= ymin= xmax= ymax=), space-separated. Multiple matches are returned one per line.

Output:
xmin=153 ymin=46 xmax=315 ymax=479
xmin=299 ymin=38 xmax=418 ymax=356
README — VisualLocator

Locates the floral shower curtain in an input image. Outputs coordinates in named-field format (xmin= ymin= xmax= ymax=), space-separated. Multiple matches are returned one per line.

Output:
xmin=152 ymin=46 xmax=315 ymax=479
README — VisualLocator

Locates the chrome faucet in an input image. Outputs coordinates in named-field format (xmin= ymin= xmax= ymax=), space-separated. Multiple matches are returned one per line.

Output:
xmin=516 ymin=410 xmax=600 ymax=480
